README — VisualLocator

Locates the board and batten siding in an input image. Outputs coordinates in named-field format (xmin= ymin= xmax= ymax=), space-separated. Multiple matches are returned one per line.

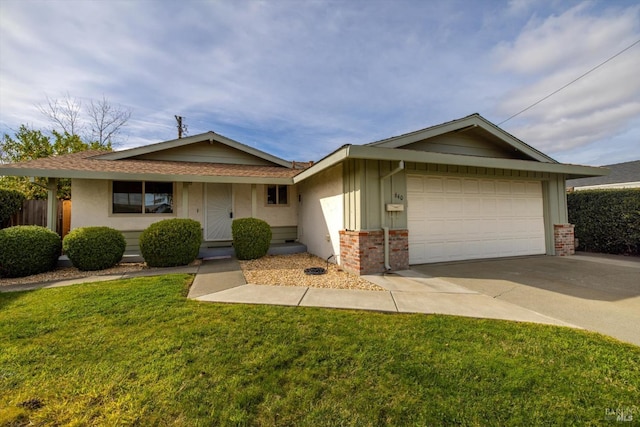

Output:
xmin=403 ymin=133 xmax=532 ymax=160
xmin=342 ymin=159 xmax=407 ymax=231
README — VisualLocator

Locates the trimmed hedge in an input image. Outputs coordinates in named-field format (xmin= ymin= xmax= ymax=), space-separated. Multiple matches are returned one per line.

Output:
xmin=63 ymin=227 xmax=126 ymax=271
xmin=139 ymin=219 xmax=202 ymax=267
xmin=0 ymin=226 xmax=61 ymax=278
xmin=0 ymin=188 xmax=25 ymax=228
xmin=232 ymin=218 xmax=272 ymax=260
xmin=567 ymin=189 xmax=640 ymax=255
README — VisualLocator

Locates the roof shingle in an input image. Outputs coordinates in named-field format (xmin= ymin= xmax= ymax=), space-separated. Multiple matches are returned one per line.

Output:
xmin=1 ymin=150 xmax=303 ymax=180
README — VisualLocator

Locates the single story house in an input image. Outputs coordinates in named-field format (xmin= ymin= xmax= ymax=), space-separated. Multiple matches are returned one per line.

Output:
xmin=567 ymin=160 xmax=639 ymax=191
xmin=0 ymin=113 xmax=606 ymax=274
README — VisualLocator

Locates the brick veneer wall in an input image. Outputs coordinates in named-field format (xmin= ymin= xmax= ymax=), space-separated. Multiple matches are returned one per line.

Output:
xmin=339 ymin=229 xmax=409 ymax=275
xmin=554 ymin=224 xmax=575 ymax=256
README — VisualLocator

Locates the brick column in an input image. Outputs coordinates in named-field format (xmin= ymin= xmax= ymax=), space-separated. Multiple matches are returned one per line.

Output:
xmin=554 ymin=224 xmax=575 ymax=256
xmin=339 ymin=229 xmax=409 ymax=275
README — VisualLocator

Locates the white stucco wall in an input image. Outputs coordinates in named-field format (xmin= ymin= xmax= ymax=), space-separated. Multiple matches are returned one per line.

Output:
xmin=71 ymin=179 xmax=296 ymax=233
xmin=297 ymin=163 xmax=343 ymax=263
xmin=231 ymin=183 xmax=298 ymax=226
xmin=187 ymin=182 xmax=204 ymax=224
xmin=71 ymin=179 xmax=183 ymax=231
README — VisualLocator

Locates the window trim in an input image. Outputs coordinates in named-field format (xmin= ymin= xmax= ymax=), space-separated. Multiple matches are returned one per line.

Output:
xmin=110 ymin=180 xmax=176 ymax=216
xmin=264 ymin=184 xmax=290 ymax=207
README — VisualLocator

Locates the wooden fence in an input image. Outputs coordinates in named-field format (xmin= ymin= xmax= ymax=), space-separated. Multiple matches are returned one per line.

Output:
xmin=8 ymin=199 xmax=72 ymax=238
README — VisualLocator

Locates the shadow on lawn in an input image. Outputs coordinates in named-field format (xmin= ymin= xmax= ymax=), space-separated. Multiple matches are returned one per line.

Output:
xmin=0 ymin=288 xmax=34 ymax=310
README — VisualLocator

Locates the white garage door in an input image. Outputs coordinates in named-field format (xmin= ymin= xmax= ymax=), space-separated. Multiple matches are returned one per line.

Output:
xmin=407 ymin=175 xmax=545 ymax=264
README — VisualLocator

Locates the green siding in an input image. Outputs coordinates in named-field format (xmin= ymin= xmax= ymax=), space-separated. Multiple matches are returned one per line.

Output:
xmin=343 ymin=159 xmax=409 ymax=230
xmin=403 ymin=132 xmax=532 ymax=160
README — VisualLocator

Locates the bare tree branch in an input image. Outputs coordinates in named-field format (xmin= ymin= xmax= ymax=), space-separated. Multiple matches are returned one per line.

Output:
xmin=37 ymin=93 xmax=83 ymax=136
xmin=86 ymin=96 xmax=132 ymax=147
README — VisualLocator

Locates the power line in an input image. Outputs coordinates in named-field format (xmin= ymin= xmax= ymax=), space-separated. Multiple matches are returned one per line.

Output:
xmin=499 ymin=38 xmax=640 ymax=126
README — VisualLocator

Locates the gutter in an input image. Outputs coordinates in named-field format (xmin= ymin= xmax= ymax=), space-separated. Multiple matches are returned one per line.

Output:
xmin=380 ymin=160 xmax=405 ymax=271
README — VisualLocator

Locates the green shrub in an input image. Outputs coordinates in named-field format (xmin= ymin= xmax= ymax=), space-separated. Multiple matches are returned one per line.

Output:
xmin=568 ymin=189 xmax=640 ymax=255
xmin=0 ymin=226 xmax=61 ymax=278
xmin=139 ymin=219 xmax=202 ymax=267
xmin=232 ymin=218 xmax=272 ymax=260
xmin=62 ymin=227 xmax=126 ymax=271
xmin=0 ymin=188 xmax=25 ymax=228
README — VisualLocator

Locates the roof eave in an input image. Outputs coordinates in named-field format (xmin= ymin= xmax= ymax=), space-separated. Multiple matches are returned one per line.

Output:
xmin=348 ymin=145 xmax=606 ymax=177
xmin=0 ymin=167 xmax=294 ymax=185
xmin=293 ymin=145 xmax=608 ymax=180
xmin=292 ymin=146 xmax=350 ymax=183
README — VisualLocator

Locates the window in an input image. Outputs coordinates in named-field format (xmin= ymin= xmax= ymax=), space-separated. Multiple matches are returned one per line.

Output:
xmin=112 ymin=181 xmax=173 ymax=214
xmin=266 ymin=184 xmax=288 ymax=205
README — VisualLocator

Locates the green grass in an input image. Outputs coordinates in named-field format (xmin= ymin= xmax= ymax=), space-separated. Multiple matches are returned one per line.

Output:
xmin=1 ymin=275 xmax=638 ymax=426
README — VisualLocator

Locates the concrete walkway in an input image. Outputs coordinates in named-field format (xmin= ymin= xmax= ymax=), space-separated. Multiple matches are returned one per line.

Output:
xmin=191 ymin=259 xmax=574 ymax=327
xmin=3 ymin=256 xmax=575 ymax=329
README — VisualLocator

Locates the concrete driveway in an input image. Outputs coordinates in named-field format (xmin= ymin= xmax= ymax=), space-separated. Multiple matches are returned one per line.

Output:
xmin=412 ymin=253 xmax=640 ymax=347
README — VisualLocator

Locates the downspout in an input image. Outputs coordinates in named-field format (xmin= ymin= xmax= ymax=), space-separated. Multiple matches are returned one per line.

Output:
xmin=380 ymin=160 xmax=404 ymax=271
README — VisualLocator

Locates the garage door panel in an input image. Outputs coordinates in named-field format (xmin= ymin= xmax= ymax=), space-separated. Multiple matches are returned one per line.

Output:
xmin=408 ymin=175 xmax=546 ymax=264
xmin=425 ymin=177 xmax=444 ymax=192
xmin=512 ymin=182 xmax=526 ymax=194
xmin=526 ymin=182 xmax=541 ymax=195
xmin=407 ymin=176 xmax=424 ymax=192
xmin=496 ymin=181 xmax=511 ymax=194
xmin=463 ymin=199 xmax=481 ymax=216
xmin=482 ymin=199 xmax=497 ymax=215
xmin=445 ymin=199 xmax=462 ymax=215
xmin=445 ymin=178 xmax=462 ymax=193
xmin=497 ymin=199 xmax=512 ymax=216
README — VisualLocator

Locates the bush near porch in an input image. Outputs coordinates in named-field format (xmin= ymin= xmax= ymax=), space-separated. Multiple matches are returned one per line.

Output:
xmin=139 ymin=219 xmax=202 ymax=267
xmin=232 ymin=217 xmax=272 ymax=260
xmin=63 ymin=227 xmax=126 ymax=271
xmin=0 ymin=225 xmax=61 ymax=278
xmin=568 ymin=189 xmax=640 ymax=255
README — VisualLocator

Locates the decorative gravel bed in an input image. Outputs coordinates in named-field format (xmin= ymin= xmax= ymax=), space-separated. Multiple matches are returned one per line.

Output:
xmin=0 ymin=263 xmax=150 ymax=287
xmin=1 ymin=253 xmax=384 ymax=292
xmin=239 ymin=253 xmax=385 ymax=291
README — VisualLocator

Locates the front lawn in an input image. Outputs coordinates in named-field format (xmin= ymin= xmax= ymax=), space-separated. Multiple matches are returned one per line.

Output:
xmin=1 ymin=275 xmax=638 ymax=426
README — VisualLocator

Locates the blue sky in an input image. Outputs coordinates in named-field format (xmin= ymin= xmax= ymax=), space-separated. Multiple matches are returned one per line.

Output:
xmin=1 ymin=0 xmax=638 ymax=166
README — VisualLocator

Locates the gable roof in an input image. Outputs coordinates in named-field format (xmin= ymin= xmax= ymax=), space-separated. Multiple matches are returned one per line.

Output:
xmin=366 ymin=113 xmax=556 ymax=163
xmin=0 ymin=150 xmax=300 ymax=185
xmin=97 ymin=131 xmax=292 ymax=168
xmin=567 ymin=160 xmax=640 ymax=188
xmin=294 ymin=114 xmax=607 ymax=183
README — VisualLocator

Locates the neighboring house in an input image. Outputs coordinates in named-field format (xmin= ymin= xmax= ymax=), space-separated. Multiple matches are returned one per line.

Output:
xmin=567 ymin=160 xmax=640 ymax=191
xmin=0 ymin=113 xmax=606 ymax=275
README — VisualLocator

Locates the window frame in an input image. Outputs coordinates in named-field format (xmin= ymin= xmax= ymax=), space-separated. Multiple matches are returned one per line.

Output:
xmin=265 ymin=184 xmax=289 ymax=207
xmin=110 ymin=180 xmax=176 ymax=215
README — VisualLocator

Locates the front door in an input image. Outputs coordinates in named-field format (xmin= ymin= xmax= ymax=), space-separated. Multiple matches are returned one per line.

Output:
xmin=205 ymin=183 xmax=232 ymax=240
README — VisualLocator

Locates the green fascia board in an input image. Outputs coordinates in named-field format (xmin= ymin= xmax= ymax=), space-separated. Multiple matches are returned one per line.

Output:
xmin=0 ymin=167 xmax=293 ymax=185
xmin=96 ymin=131 xmax=293 ymax=168
xmin=293 ymin=145 xmax=608 ymax=182
xmin=293 ymin=147 xmax=349 ymax=183
xmin=366 ymin=114 xmax=556 ymax=164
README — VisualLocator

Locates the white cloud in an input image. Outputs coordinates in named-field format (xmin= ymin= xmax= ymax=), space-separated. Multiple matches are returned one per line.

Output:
xmin=1 ymin=0 xmax=638 ymax=165
xmin=494 ymin=2 xmax=640 ymax=159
